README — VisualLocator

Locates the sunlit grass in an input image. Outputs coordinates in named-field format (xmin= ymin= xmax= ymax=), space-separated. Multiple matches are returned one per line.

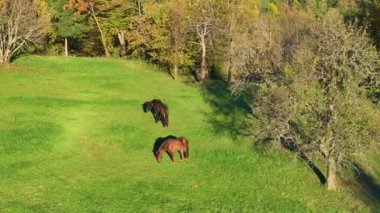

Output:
xmin=0 ymin=56 xmax=374 ymax=212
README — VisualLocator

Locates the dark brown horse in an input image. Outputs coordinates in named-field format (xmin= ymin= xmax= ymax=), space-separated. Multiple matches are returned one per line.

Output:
xmin=153 ymin=136 xmax=189 ymax=163
xmin=142 ymin=99 xmax=169 ymax=127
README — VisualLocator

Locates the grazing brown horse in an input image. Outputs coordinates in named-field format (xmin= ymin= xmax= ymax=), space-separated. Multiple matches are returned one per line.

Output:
xmin=142 ymin=99 xmax=169 ymax=127
xmin=153 ymin=136 xmax=189 ymax=163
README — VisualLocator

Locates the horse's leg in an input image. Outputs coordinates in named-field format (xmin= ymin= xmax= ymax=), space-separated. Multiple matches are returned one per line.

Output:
xmin=161 ymin=118 xmax=166 ymax=127
xmin=168 ymin=151 xmax=175 ymax=164
xmin=163 ymin=117 xmax=168 ymax=127
xmin=154 ymin=113 xmax=159 ymax=122
xmin=154 ymin=114 xmax=161 ymax=123
xmin=179 ymin=150 xmax=184 ymax=160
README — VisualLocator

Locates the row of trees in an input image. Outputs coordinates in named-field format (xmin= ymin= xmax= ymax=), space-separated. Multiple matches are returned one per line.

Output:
xmin=1 ymin=0 xmax=379 ymax=190
xmin=3 ymin=0 xmax=379 ymax=81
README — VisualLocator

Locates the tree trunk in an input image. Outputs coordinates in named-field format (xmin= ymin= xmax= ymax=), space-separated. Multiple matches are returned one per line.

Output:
xmin=199 ymin=34 xmax=208 ymax=80
xmin=196 ymin=23 xmax=210 ymax=81
xmin=226 ymin=37 xmax=234 ymax=83
xmin=89 ymin=4 xmax=109 ymax=57
xmin=227 ymin=69 xmax=232 ymax=82
xmin=118 ymin=31 xmax=127 ymax=58
xmin=326 ymin=157 xmax=337 ymax=190
xmin=137 ymin=0 xmax=142 ymax=16
xmin=0 ymin=49 xmax=11 ymax=63
xmin=117 ymin=31 xmax=126 ymax=46
xmin=172 ymin=64 xmax=178 ymax=80
xmin=226 ymin=9 xmax=236 ymax=83
xmin=226 ymin=52 xmax=232 ymax=83
xmin=0 ymin=57 xmax=10 ymax=63
xmin=64 ymin=38 xmax=68 ymax=57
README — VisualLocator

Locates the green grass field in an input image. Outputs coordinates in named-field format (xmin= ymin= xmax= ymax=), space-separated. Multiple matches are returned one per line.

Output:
xmin=0 ymin=56 xmax=377 ymax=212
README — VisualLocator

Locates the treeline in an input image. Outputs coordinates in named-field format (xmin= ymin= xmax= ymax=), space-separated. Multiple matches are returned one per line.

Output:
xmin=1 ymin=0 xmax=380 ymax=81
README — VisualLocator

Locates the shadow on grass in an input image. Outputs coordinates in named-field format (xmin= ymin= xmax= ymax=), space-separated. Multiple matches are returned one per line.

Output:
xmin=345 ymin=164 xmax=380 ymax=208
xmin=200 ymin=80 xmax=255 ymax=140
xmin=299 ymin=152 xmax=327 ymax=185
xmin=280 ymin=137 xmax=327 ymax=184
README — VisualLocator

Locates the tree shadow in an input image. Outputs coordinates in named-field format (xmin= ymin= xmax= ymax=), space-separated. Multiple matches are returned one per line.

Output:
xmin=344 ymin=164 xmax=380 ymax=208
xmin=200 ymin=80 xmax=255 ymax=140
xmin=298 ymin=152 xmax=326 ymax=184
xmin=280 ymin=137 xmax=326 ymax=184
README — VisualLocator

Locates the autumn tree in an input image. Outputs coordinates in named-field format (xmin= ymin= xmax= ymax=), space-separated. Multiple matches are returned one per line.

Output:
xmin=165 ymin=0 xmax=192 ymax=80
xmin=0 ymin=0 xmax=51 ymax=63
xmin=125 ymin=2 xmax=168 ymax=61
xmin=186 ymin=0 xmax=219 ymax=81
xmin=213 ymin=0 xmax=260 ymax=82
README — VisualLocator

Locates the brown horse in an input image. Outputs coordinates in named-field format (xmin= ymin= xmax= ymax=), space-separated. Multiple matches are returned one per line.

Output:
xmin=153 ymin=136 xmax=189 ymax=163
xmin=142 ymin=99 xmax=169 ymax=127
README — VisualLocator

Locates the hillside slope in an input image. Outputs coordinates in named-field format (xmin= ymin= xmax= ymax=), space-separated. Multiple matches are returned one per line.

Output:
xmin=0 ymin=56 xmax=374 ymax=212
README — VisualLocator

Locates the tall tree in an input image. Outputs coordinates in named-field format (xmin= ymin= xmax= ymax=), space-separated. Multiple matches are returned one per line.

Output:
xmin=166 ymin=0 xmax=192 ymax=80
xmin=231 ymin=9 xmax=380 ymax=190
xmin=98 ymin=0 xmax=134 ymax=56
xmin=187 ymin=0 xmax=219 ymax=81
xmin=310 ymin=12 xmax=379 ymax=189
xmin=49 ymin=0 xmax=87 ymax=56
xmin=0 ymin=0 xmax=51 ymax=63
xmin=67 ymin=0 xmax=110 ymax=57
xmin=213 ymin=0 xmax=260 ymax=82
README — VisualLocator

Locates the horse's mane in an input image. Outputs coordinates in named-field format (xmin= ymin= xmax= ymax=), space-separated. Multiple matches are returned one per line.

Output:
xmin=156 ymin=136 xmax=187 ymax=151
xmin=153 ymin=99 xmax=168 ymax=110
xmin=157 ymin=140 xmax=170 ymax=152
xmin=154 ymin=135 xmax=176 ymax=152
xmin=143 ymin=99 xmax=168 ymax=112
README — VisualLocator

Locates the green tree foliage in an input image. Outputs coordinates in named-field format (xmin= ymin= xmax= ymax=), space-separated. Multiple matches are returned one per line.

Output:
xmin=166 ymin=0 xmax=193 ymax=80
xmin=66 ymin=0 xmax=110 ymax=56
xmin=66 ymin=0 xmax=132 ymax=57
xmin=48 ymin=0 xmax=88 ymax=56
xmin=125 ymin=2 xmax=170 ymax=62
xmin=211 ymin=0 xmax=260 ymax=81
xmin=96 ymin=0 xmax=134 ymax=55
xmin=125 ymin=0 xmax=195 ymax=79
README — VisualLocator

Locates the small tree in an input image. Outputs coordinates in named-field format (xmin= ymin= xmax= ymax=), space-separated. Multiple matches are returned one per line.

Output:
xmin=0 ymin=0 xmax=51 ymax=63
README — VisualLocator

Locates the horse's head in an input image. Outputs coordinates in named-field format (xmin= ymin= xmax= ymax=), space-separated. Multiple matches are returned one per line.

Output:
xmin=153 ymin=150 xmax=163 ymax=162
xmin=142 ymin=102 xmax=151 ymax=113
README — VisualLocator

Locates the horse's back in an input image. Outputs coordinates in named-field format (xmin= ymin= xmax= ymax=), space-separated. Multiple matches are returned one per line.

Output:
xmin=165 ymin=138 xmax=185 ymax=151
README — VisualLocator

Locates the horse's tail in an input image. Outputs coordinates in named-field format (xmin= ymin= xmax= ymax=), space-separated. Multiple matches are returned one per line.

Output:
xmin=160 ymin=106 xmax=169 ymax=127
xmin=164 ymin=108 xmax=169 ymax=127
xmin=164 ymin=117 xmax=169 ymax=127
xmin=184 ymin=138 xmax=189 ymax=159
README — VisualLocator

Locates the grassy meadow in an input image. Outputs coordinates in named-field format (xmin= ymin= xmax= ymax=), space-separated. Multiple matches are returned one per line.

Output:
xmin=0 ymin=56 xmax=378 ymax=212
